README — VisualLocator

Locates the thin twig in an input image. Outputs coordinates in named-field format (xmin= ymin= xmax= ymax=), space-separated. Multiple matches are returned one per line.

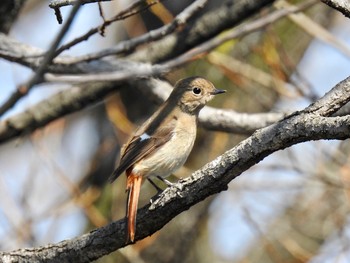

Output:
xmin=97 ymin=1 xmax=107 ymax=36
xmin=49 ymin=0 xmax=111 ymax=24
xmin=0 ymin=1 xmax=83 ymax=117
xmin=49 ymin=0 xmax=111 ymax=8
xmin=54 ymin=0 xmax=162 ymax=56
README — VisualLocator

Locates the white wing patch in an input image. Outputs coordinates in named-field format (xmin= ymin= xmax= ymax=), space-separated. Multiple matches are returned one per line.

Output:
xmin=140 ymin=133 xmax=151 ymax=142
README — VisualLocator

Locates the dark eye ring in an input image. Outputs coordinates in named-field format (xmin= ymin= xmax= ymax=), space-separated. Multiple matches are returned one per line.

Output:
xmin=192 ymin=87 xmax=202 ymax=95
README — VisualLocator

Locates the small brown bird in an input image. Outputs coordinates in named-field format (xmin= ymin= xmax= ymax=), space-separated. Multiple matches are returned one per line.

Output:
xmin=109 ymin=76 xmax=225 ymax=242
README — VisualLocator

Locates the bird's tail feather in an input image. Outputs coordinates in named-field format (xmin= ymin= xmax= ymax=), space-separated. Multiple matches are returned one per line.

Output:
xmin=126 ymin=172 xmax=142 ymax=242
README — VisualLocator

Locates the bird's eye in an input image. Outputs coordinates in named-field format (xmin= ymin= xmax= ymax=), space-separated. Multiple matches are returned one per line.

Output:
xmin=192 ymin=87 xmax=202 ymax=95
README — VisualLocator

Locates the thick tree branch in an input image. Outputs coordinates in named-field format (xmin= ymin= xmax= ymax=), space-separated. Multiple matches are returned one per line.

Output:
xmin=1 ymin=75 xmax=350 ymax=262
xmin=199 ymin=107 xmax=286 ymax=134
xmin=0 ymin=0 xmax=314 ymax=144
xmin=0 ymin=81 xmax=119 ymax=144
xmin=321 ymin=0 xmax=350 ymax=18
xmin=304 ymin=75 xmax=350 ymax=115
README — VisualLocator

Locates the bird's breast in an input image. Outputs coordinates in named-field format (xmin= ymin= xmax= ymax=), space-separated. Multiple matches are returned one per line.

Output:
xmin=133 ymin=115 xmax=197 ymax=178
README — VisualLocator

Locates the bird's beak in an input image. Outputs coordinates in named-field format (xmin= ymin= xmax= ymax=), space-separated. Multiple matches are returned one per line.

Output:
xmin=212 ymin=88 xmax=226 ymax=95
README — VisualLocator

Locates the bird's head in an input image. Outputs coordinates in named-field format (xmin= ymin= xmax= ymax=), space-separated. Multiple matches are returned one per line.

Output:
xmin=171 ymin=76 xmax=225 ymax=115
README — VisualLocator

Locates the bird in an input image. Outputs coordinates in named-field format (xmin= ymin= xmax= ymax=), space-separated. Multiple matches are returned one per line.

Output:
xmin=109 ymin=76 xmax=225 ymax=242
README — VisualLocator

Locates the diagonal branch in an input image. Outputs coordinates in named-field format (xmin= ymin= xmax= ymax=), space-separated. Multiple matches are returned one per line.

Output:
xmin=0 ymin=0 xmax=83 ymax=117
xmin=320 ymin=0 xmax=350 ymax=18
xmin=0 ymin=81 xmax=119 ymax=144
xmin=303 ymin=75 xmax=350 ymax=116
xmin=68 ymin=0 xmax=208 ymax=62
xmin=0 ymin=0 xmax=282 ymax=75
xmin=1 ymin=75 xmax=350 ymax=262
xmin=53 ymin=0 xmax=168 ymax=56
xmin=43 ymin=0 xmax=318 ymax=83
xmin=49 ymin=0 xmax=112 ymax=24
xmin=127 ymin=0 xmax=277 ymax=63
xmin=49 ymin=0 xmax=111 ymax=9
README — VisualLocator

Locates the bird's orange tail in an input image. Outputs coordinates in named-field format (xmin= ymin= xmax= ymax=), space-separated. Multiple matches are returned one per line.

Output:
xmin=126 ymin=171 xmax=142 ymax=242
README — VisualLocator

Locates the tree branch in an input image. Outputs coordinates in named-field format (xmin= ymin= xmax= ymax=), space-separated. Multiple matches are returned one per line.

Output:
xmin=0 ymin=0 xmax=83 ymax=117
xmin=49 ymin=0 xmax=111 ymax=9
xmin=304 ymin=75 xmax=350 ymax=115
xmin=320 ymin=0 xmax=350 ymax=18
xmin=54 ymin=0 xmax=169 ymax=56
xmin=0 ymin=77 xmax=285 ymax=144
xmin=1 ymin=75 xmax=350 ymax=262
xmin=43 ymin=0 xmax=318 ymax=83
xmin=49 ymin=0 xmax=111 ymax=24
xmin=0 ymin=0 xmax=316 ymax=144
xmin=0 ymin=81 xmax=119 ymax=144
xmin=68 ymin=0 xmax=209 ymax=63
xmin=0 ymin=0 xmax=282 ymax=73
xmin=0 ymin=0 xmax=27 ymax=34
xmin=128 ymin=0 xmax=277 ymax=63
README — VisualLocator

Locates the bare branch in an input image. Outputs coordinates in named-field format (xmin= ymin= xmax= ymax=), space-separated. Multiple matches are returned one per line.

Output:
xmin=54 ymin=0 xmax=167 ymax=55
xmin=0 ymin=77 xmax=283 ymax=145
xmin=321 ymin=0 xmax=350 ymax=18
xmin=128 ymin=0 xmax=277 ymax=63
xmin=43 ymin=0 xmax=317 ymax=83
xmin=0 ymin=81 xmax=119 ymax=145
xmin=0 ymin=0 xmax=339 ymax=144
xmin=49 ymin=0 xmax=111 ymax=24
xmin=0 ymin=0 xmax=27 ymax=34
xmin=0 ymin=1 xmax=83 ymax=117
xmin=133 ymin=78 xmax=289 ymax=134
xmin=49 ymin=0 xmax=111 ymax=8
xmin=69 ymin=0 xmax=209 ymax=63
xmin=0 ymin=0 xmax=281 ymax=74
xmin=49 ymin=0 xmax=111 ymax=9
xmin=199 ymin=107 xmax=287 ymax=134
xmin=0 ymin=33 xmax=132 ymax=74
xmin=304 ymin=75 xmax=350 ymax=116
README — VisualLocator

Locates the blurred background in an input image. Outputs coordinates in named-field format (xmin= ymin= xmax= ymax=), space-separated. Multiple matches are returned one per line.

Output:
xmin=1 ymin=0 xmax=350 ymax=262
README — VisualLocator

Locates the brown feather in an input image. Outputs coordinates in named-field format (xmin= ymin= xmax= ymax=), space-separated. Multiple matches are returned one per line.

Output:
xmin=109 ymin=107 xmax=177 ymax=182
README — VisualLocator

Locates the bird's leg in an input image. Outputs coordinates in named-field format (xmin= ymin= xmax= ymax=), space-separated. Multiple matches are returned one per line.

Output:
xmin=148 ymin=178 xmax=164 ymax=204
xmin=147 ymin=178 xmax=163 ymax=193
xmin=156 ymin=176 xmax=176 ymax=187
xmin=157 ymin=176 xmax=183 ymax=195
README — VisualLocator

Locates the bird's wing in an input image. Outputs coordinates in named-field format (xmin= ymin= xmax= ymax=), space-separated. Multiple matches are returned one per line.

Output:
xmin=109 ymin=119 xmax=176 ymax=182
